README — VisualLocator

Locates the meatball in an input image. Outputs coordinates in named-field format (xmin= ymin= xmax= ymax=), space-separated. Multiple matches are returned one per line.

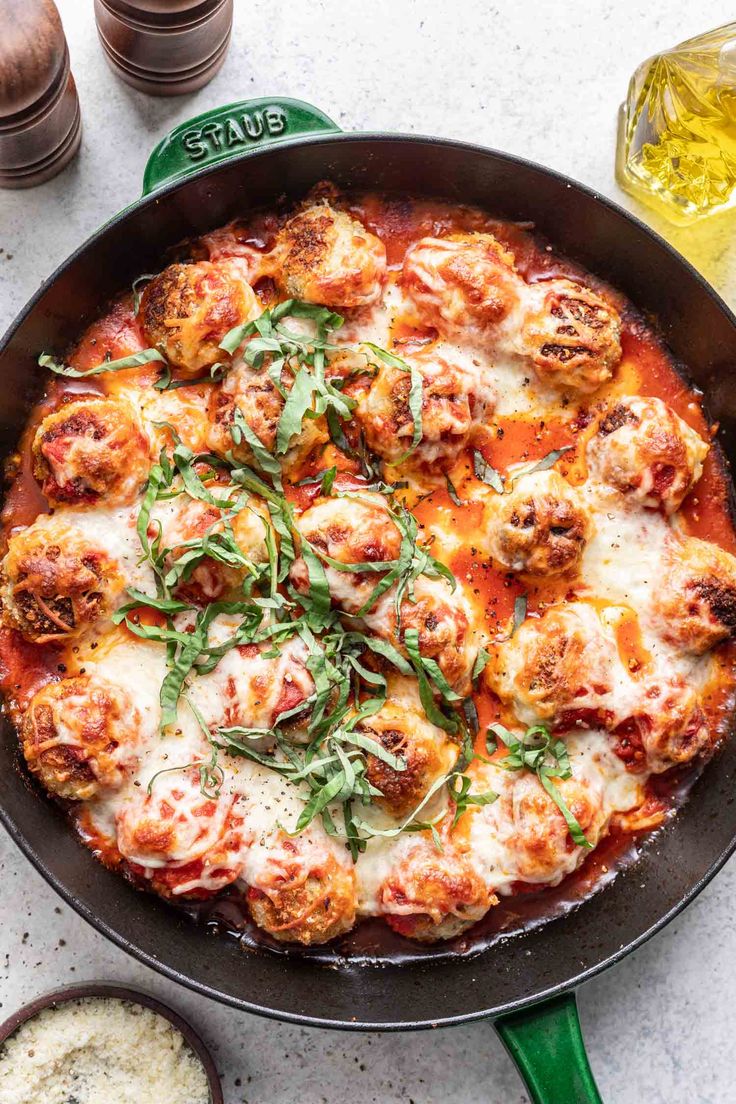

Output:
xmin=153 ymin=494 xmax=270 ymax=604
xmin=140 ymin=386 xmax=211 ymax=455
xmin=247 ymin=836 xmax=357 ymax=944
xmin=355 ymin=353 xmax=496 ymax=467
xmin=402 ymin=233 xmax=521 ymax=336
xmin=367 ymin=577 xmax=473 ymax=693
xmin=484 ymin=469 xmax=591 ymax=575
xmin=190 ymin=633 xmax=315 ymax=734
xmin=355 ymin=701 xmax=458 ymax=818
xmin=33 ymin=398 xmax=151 ymax=507
xmin=486 ymin=770 xmax=606 ymax=884
xmin=614 ymin=678 xmax=711 ymax=773
xmin=487 ymin=601 xmax=620 ymax=727
xmin=1 ymin=517 xmax=125 ymax=643
xmin=208 ymin=362 xmax=283 ymax=456
xmin=207 ymin=360 xmax=326 ymax=466
xmin=116 ymin=769 xmax=246 ymax=899
xmin=270 ymin=203 xmax=386 ymax=308
xmin=22 ymin=675 xmax=139 ymax=800
xmin=379 ymin=839 xmax=494 ymax=942
xmin=587 ymin=396 xmax=708 ymax=514
xmin=520 ymin=279 xmax=622 ymax=392
xmin=289 ymin=492 xmax=403 ymax=615
xmin=139 ymin=259 xmax=259 ymax=376
xmin=652 ymin=536 xmax=736 ymax=654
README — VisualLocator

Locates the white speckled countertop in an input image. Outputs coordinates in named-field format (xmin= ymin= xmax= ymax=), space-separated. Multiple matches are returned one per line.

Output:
xmin=1 ymin=2 xmax=736 ymax=1101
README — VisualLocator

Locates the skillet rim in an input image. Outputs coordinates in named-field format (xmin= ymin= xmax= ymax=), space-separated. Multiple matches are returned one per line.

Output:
xmin=1 ymin=130 xmax=736 ymax=1031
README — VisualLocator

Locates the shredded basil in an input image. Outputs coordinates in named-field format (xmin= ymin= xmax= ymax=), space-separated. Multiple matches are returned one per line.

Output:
xmin=509 ymin=445 xmax=574 ymax=486
xmin=511 ymin=593 xmax=528 ymax=636
xmin=471 ymin=647 xmax=491 ymax=683
xmin=448 ymin=774 xmax=498 ymax=827
xmin=154 ymin=361 xmax=227 ymax=392
xmin=39 ymin=348 xmax=166 ymax=378
xmin=445 ymin=473 xmax=463 ymax=506
xmin=132 ymin=273 xmax=155 ymax=314
xmin=473 ymin=449 xmax=505 ymax=493
xmin=489 ymin=722 xmax=591 ymax=848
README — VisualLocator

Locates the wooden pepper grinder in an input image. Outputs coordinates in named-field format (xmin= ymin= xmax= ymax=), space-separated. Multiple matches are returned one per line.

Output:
xmin=94 ymin=0 xmax=234 ymax=96
xmin=0 ymin=0 xmax=82 ymax=189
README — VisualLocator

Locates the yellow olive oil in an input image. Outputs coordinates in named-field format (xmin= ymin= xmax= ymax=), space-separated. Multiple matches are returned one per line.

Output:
xmin=616 ymin=23 xmax=736 ymax=224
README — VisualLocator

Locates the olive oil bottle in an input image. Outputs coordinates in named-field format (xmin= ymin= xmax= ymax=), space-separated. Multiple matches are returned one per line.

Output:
xmin=616 ymin=22 xmax=736 ymax=224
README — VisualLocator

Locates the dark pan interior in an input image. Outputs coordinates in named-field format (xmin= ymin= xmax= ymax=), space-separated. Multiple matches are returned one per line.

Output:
xmin=2 ymin=135 xmax=736 ymax=1029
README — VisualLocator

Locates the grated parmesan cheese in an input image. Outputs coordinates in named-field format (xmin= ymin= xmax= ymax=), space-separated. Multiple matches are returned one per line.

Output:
xmin=0 ymin=997 xmax=210 ymax=1104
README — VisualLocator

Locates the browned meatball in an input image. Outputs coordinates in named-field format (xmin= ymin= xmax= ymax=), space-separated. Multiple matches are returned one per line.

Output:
xmin=247 ymin=843 xmax=357 ymax=945
xmin=116 ymin=769 xmax=246 ymax=899
xmin=485 ymin=469 xmax=591 ymax=575
xmin=190 ymin=635 xmax=315 ymax=734
xmin=139 ymin=260 xmax=259 ymax=376
xmin=367 ymin=577 xmax=473 ymax=693
xmin=289 ymin=493 xmax=403 ymax=615
xmin=207 ymin=361 xmax=326 ymax=467
xmin=653 ymin=536 xmax=736 ymax=654
xmin=491 ymin=770 xmax=606 ymax=882
xmin=520 ymin=279 xmax=622 ymax=392
xmin=587 ymin=396 xmax=709 ymax=514
xmin=356 ymin=701 xmax=458 ymax=818
xmin=614 ymin=679 xmax=712 ymax=773
xmin=1 ymin=517 xmax=124 ymax=643
xmin=355 ymin=353 xmax=496 ymax=468
xmin=402 ymin=233 xmax=521 ymax=336
xmin=152 ymin=494 xmax=270 ymax=605
xmin=270 ymin=204 xmax=386 ymax=308
xmin=487 ymin=601 xmax=619 ymax=727
xmin=22 ymin=675 xmax=139 ymax=800
xmin=33 ymin=398 xmax=151 ymax=507
xmin=380 ymin=839 xmax=494 ymax=942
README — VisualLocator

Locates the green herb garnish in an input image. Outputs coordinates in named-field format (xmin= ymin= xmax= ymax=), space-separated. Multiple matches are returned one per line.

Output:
xmin=509 ymin=445 xmax=574 ymax=485
xmin=445 ymin=473 xmax=463 ymax=506
xmin=39 ymin=348 xmax=166 ymax=378
xmin=489 ymin=722 xmax=591 ymax=848
xmin=473 ymin=449 xmax=504 ymax=493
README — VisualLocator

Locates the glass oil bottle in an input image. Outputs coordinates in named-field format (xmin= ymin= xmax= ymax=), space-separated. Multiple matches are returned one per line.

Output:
xmin=616 ymin=23 xmax=736 ymax=225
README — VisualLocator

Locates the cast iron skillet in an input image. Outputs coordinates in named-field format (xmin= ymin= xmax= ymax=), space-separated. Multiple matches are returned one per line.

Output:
xmin=2 ymin=98 xmax=736 ymax=1104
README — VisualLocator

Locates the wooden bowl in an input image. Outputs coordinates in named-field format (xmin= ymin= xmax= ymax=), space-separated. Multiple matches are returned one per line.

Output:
xmin=0 ymin=982 xmax=224 ymax=1103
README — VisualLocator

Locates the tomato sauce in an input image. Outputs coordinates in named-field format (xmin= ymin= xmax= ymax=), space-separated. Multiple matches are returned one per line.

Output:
xmin=3 ymin=193 xmax=736 ymax=959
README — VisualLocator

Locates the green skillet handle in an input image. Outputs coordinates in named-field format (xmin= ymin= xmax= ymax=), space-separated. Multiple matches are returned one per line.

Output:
xmin=495 ymin=992 xmax=603 ymax=1104
xmin=142 ymin=97 xmax=341 ymax=196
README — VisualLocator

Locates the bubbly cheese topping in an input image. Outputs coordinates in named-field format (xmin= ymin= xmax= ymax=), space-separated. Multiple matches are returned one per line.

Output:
xmin=50 ymin=505 xmax=155 ymax=594
xmin=5 ymin=195 xmax=734 ymax=949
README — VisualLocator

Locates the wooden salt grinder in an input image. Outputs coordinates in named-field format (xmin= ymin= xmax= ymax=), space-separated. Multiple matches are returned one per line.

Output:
xmin=94 ymin=0 xmax=234 ymax=96
xmin=0 ymin=0 xmax=82 ymax=189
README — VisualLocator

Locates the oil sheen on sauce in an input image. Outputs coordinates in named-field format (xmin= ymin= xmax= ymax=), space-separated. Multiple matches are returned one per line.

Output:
xmin=2 ymin=193 xmax=736 ymax=963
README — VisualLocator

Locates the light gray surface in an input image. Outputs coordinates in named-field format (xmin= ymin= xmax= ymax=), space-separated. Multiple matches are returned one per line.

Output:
xmin=1 ymin=2 xmax=735 ymax=1101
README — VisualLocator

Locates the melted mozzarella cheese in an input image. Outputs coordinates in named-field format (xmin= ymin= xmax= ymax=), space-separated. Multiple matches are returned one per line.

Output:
xmin=466 ymin=728 xmax=643 ymax=895
xmin=49 ymin=505 xmax=155 ymax=595
xmin=579 ymin=486 xmax=711 ymax=683
xmin=189 ymin=631 xmax=313 ymax=732
xmin=579 ymin=488 xmax=672 ymax=609
xmin=18 ymin=209 xmax=731 ymax=946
